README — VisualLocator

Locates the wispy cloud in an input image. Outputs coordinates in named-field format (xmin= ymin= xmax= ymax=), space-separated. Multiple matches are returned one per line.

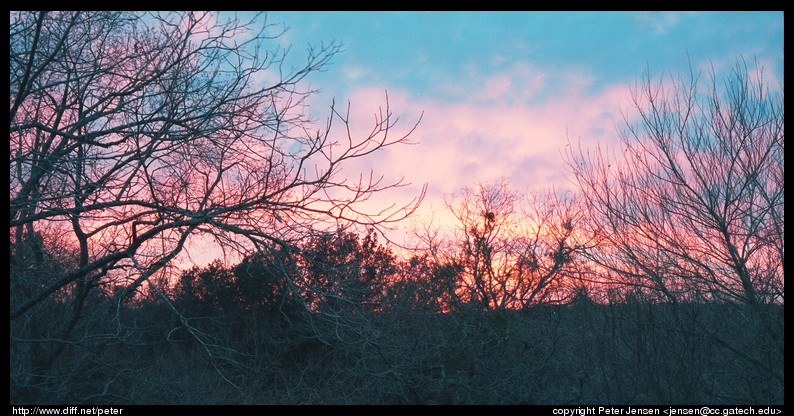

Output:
xmin=325 ymin=60 xmax=633 ymax=243
xmin=631 ymin=11 xmax=693 ymax=35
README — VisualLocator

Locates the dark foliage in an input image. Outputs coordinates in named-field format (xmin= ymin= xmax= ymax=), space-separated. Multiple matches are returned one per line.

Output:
xmin=9 ymin=11 xmax=782 ymax=406
xmin=10 ymin=229 xmax=783 ymax=405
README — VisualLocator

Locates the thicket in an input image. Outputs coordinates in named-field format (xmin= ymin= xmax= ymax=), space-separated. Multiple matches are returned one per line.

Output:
xmin=10 ymin=11 xmax=783 ymax=406
xmin=10 ymin=230 xmax=784 ymax=405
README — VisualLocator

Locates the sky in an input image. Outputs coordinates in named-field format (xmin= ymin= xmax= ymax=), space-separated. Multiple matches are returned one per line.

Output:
xmin=231 ymin=11 xmax=784 ymax=247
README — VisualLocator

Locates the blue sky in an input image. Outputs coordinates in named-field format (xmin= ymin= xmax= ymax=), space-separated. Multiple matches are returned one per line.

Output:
xmin=237 ymin=11 xmax=784 ymax=242
xmin=268 ymin=11 xmax=783 ymax=99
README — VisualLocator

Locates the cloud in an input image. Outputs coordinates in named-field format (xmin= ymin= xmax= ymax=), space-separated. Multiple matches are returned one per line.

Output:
xmin=341 ymin=63 xmax=370 ymax=82
xmin=322 ymin=62 xmax=633 ymax=245
xmin=631 ymin=11 xmax=694 ymax=35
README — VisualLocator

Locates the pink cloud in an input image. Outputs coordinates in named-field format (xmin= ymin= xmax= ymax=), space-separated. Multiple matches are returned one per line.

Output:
xmin=170 ymin=62 xmax=635 ymax=264
xmin=319 ymin=65 xmax=634 ymax=246
xmin=477 ymin=74 xmax=514 ymax=102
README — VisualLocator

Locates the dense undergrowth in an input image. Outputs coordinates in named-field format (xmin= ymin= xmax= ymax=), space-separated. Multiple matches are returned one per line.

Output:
xmin=10 ymin=290 xmax=783 ymax=405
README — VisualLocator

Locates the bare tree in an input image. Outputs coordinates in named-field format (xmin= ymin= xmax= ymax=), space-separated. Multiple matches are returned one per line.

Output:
xmin=10 ymin=11 xmax=423 ymax=400
xmin=565 ymin=57 xmax=783 ymax=383
xmin=421 ymin=180 xmax=592 ymax=310
xmin=566 ymin=57 xmax=783 ymax=305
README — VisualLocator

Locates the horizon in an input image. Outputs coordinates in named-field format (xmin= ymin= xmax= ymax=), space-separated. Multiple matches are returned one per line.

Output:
xmin=182 ymin=11 xmax=784 ymax=267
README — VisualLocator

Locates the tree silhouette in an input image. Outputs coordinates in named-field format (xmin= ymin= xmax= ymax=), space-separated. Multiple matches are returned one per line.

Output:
xmin=10 ymin=11 xmax=423 ymax=399
xmin=418 ymin=180 xmax=594 ymax=311
xmin=297 ymin=228 xmax=398 ymax=316
xmin=566 ymin=58 xmax=783 ymax=306
xmin=565 ymin=57 xmax=783 ymax=383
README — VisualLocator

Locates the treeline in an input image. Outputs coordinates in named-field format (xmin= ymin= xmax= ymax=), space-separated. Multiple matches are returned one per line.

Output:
xmin=10 ymin=11 xmax=783 ymax=406
xmin=10 ymin=228 xmax=784 ymax=404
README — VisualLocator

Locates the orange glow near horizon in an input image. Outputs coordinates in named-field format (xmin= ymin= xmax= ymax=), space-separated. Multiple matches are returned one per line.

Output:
xmin=11 ymin=12 xmax=782 ymax=311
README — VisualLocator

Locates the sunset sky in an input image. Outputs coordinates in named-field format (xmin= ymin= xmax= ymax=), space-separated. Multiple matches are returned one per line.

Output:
xmin=239 ymin=11 xmax=784 ymax=245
